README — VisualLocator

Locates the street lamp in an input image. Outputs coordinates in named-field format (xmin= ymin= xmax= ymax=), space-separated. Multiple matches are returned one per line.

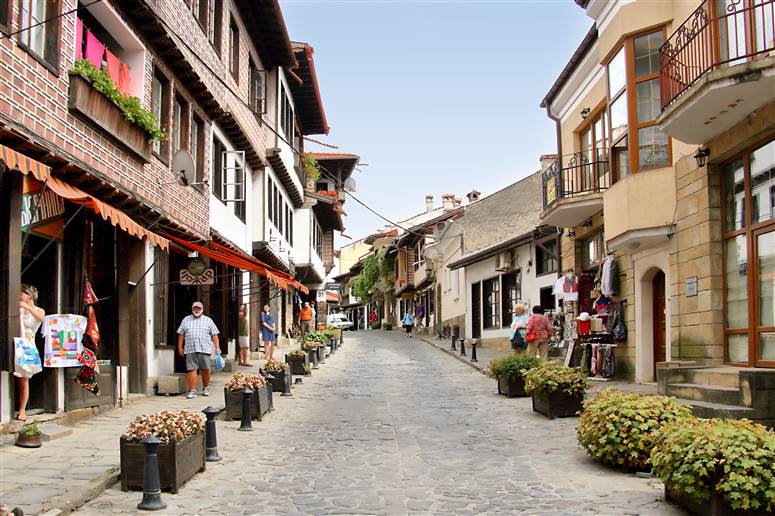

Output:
xmin=694 ymin=147 xmax=710 ymax=168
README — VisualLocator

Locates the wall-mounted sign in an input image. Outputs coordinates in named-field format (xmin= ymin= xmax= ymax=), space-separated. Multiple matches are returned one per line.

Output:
xmin=685 ymin=276 xmax=698 ymax=297
xmin=316 ymin=290 xmax=326 ymax=302
xmin=181 ymin=258 xmax=215 ymax=285
xmin=187 ymin=258 xmax=207 ymax=276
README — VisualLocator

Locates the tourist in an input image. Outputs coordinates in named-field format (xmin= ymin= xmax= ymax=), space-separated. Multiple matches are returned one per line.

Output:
xmin=526 ymin=305 xmax=552 ymax=360
xmin=17 ymin=284 xmax=44 ymax=421
xmin=238 ymin=304 xmax=252 ymax=367
xmin=510 ymin=304 xmax=529 ymax=355
xmin=402 ymin=311 xmax=415 ymax=338
xmin=261 ymin=304 xmax=277 ymax=361
xmin=177 ymin=301 xmax=221 ymax=399
xmin=299 ymin=302 xmax=314 ymax=337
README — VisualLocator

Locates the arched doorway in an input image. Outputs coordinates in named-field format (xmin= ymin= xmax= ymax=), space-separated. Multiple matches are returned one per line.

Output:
xmin=635 ymin=261 xmax=670 ymax=383
xmin=652 ymin=270 xmax=666 ymax=378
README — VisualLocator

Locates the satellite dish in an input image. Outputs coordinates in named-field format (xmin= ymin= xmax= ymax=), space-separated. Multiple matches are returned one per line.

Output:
xmin=344 ymin=177 xmax=357 ymax=192
xmin=171 ymin=149 xmax=196 ymax=186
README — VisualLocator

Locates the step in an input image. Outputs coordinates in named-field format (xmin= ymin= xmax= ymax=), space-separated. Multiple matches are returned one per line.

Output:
xmin=682 ymin=368 xmax=741 ymax=389
xmin=667 ymin=382 xmax=741 ymax=406
xmin=38 ymin=422 xmax=73 ymax=442
xmin=675 ymin=398 xmax=757 ymax=420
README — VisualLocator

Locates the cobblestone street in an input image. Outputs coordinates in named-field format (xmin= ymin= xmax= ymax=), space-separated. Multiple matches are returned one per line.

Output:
xmin=75 ymin=331 xmax=681 ymax=515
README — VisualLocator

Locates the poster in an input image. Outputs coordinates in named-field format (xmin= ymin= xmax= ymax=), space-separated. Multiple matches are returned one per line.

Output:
xmin=43 ymin=314 xmax=87 ymax=367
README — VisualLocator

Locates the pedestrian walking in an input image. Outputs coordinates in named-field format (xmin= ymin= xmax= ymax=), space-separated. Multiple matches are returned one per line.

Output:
xmin=299 ymin=302 xmax=314 ymax=337
xmin=261 ymin=304 xmax=277 ymax=361
xmin=402 ymin=312 xmax=415 ymax=338
xmin=238 ymin=304 xmax=253 ymax=367
xmin=16 ymin=284 xmax=45 ymax=421
xmin=177 ymin=301 xmax=221 ymax=399
xmin=509 ymin=304 xmax=529 ymax=355
xmin=526 ymin=305 xmax=552 ymax=360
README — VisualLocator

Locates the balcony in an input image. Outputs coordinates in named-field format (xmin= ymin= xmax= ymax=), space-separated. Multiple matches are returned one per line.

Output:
xmin=658 ymin=0 xmax=775 ymax=144
xmin=541 ymin=151 xmax=611 ymax=228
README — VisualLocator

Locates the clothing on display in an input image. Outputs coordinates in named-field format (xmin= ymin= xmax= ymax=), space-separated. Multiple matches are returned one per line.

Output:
xmin=600 ymin=255 xmax=619 ymax=297
xmin=43 ymin=314 xmax=87 ymax=367
xmin=554 ymin=274 xmax=579 ymax=302
xmin=75 ymin=304 xmax=101 ymax=395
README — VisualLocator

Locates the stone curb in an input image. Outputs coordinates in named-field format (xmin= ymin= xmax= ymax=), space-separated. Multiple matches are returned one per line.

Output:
xmin=417 ymin=336 xmax=489 ymax=375
xmin=43 ymin=470 xmax=120 ymax=515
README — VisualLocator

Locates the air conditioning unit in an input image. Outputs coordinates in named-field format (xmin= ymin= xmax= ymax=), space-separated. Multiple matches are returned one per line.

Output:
xmin=494 ymin=251 xmax=513 ymax=272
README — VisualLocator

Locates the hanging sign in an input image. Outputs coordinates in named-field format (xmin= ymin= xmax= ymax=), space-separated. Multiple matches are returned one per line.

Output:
xmin=316 ymin=290 xmax=326 ymax=302
xmin=180 ymin=258 xmax=215 ymax=285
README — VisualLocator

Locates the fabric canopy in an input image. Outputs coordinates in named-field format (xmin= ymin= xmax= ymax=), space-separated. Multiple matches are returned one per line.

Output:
xmin=2 ymin=144 xmax=168 ymax=250
xmin=325 ymin=291 xmax=340 ymax=303
xmin=168 ymin=235 xmax=309 ymax=294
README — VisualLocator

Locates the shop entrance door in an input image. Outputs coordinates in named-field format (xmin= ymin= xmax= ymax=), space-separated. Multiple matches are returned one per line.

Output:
xmin=471 ymin=282 xmax=481 ymax=339
xmin=652 ymin=270 xmax=666 ymax=377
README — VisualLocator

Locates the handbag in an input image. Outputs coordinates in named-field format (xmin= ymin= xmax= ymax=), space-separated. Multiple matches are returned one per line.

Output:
xmin=612 ymin=302 xmax=628 ymax=342
xmin=15 ymin=315 xmax=42 ymax=377
xmin=214 ymin=353 xmax=225 ymax=371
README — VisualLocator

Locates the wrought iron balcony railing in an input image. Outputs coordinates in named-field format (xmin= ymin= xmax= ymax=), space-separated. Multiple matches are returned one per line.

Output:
xmin=660 ymin=0 xmax=775 ymax=109
xmin=542 ymin=150 xmax=612 ymax=209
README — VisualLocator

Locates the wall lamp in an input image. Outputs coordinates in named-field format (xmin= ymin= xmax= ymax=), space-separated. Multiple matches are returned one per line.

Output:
xmin=580 ymin=107 xmax=591 ymax=119
xmin=694 ymin=147 xmax=710 ymax=168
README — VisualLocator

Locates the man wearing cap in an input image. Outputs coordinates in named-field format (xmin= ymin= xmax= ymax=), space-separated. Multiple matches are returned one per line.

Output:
xmin=177 ymin=301 xmax=221 ymax=399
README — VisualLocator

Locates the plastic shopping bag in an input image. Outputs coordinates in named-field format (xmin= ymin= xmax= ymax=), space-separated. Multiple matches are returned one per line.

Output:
xmin=14 ymin=337 xmax=42 ymax=377
xmin=214 ymin=353 xmax=225 ymax=372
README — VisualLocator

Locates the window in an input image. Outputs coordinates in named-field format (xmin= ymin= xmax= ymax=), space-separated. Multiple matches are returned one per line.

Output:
xmin=501 ymin=271 xmax=522 ymax=327
xmin=536 ymin=238 xmax=558 ymax=276
xmin=313 ymin=218 xmax=323 ymax=258
xmin=151 ymin=70 xmax=170 ymax=158
xmin=192 ymin=0 xmax=221 ymax=53
xmin=413 ymin=241 xmax=424 ymax=271
xmin=1 ymin=0 xmax=9 ymax=30
xmin=229 ymin=16 xmax=239 ymax=80
xmin=172 ymin=93 xmax=189 ymax=154
xmin=452 ymin=269 xmax=460 ymax=298
xmin=539 ymin=286 xmax=556 ymax=311
xmin=581 ymin=232 xmax=605 ymax=271
xmin=191 ymin=115 xmax=205 ymax=184
xmin=482 ymin=277 xmax=500 ymax=330
xmin=579 ymin=110 xmax=609 ymax=189
xmin=267 ymin=179 xmax=274 ymax=226
xmin=280 ymin=84 xmax=294 ymax=145
xmin=19 ymin=0 xmax=59 ymax=69
xmin=211 ymin=136 xmax=224 ymax=201
xmin=248 ymin=58 xmax=265 ymax=115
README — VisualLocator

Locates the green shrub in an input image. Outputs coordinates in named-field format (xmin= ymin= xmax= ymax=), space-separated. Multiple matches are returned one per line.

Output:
xmin=523 ymin=361 xmax=589 ymax=396
xmin=576 ymin=388 xmax=692 ymax=471
xmin=486 ymin=354 xmax=540 ymax=384
xmin=382 ymin=323 xmax=392 ymax=331
xmin=20 ymin=420 xmax=40 ymax=437
xmin=650 ymin=418 xmax=775 ymax=512
xmin=71 ymin=59 xmax=166 ymax=143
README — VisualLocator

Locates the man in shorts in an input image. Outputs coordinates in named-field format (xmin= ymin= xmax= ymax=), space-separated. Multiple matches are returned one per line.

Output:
xmin=177 ymin=301 xmax=221 ymax=399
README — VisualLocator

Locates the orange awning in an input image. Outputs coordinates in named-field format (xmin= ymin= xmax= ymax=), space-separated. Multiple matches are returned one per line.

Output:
xmin=325 ymin=291 xmax=340 ymax=303
xmin=168 ymin=235 xmax=309 ymax=294
xmin=1 ymin=143 xmax=169 ymax=250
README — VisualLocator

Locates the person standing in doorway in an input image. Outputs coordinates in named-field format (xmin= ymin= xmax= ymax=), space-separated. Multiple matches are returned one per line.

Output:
xmin=261 ymin=304 xmax=277 ymax=361
xmin=310 ymin=300 xmax=318 ymax=330
xmin=402 ymin=311 xmax=415 ymax=338
xmin=237 ymin=304 xmax=252 ymax=367
xmin=299 ymin=302 xmax=314 ymax=337
xmin=17 ymin=285 xmax=44 ymax=421
xmin=177 ymin=301 xmax=221 ymax=399
xmin=526 ymin=305 xmax=552 ymax=360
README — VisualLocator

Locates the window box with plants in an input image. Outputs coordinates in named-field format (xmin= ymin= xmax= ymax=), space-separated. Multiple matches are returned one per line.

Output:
xmin=120 ymin=410 xmax=205 ymax=493
xmin=523 ymin=362 xmax=589 ymax=419
xmin=651 ymin=418 xmax=775 ymax=516
xmin=286 ymin=348 xmax=310 ymax=376
xmin=223 ymin=373 xmax=270 ymax=421
xmin=487 ymin=355 xmax=540 ymax=397
xmin=15 ymin=420 xmax=42 ymax=448
xmin=68 ymin=60 xmax=165 ymax=163
xmin=263 ymin=358 xmax=291 ymax=393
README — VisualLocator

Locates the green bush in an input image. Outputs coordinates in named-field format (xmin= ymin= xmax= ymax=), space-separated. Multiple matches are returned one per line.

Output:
xmin=576 ymin=388 xmax=692 ymax=471
xmin=71 ymin=59 xmax=166 ymax=143
xmin=650 ymin=418 xmax=775 ymax=512
xmin=486 ymin=354 xmax=540 ymax=384
xmin=523 ymin=361 xmax=589 ymax=396
xmin=382 ymin=323 xmax=392 ymax=331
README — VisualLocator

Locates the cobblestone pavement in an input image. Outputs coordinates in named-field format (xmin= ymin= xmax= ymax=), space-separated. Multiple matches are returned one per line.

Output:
xmin=75 ymin=331 xmax=683 ymax=515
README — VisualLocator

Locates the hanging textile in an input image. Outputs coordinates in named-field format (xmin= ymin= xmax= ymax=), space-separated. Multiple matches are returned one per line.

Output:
xmin=84 ymin=30 xmax=105 ymax=69
xmin=75 ymin=304 xmax=101 ymax=395
xmin=105 ymin=50 xmax=121 ymax=87
xmin=118 ymin=63 xmax=131 ymax=95
xmin=43 ymin=314 xmax=87 ymax=367
xmin=602 ymin=345 xmax=615 ymax=378
xmin=75 ymin=18 xmax=84 ymax=60
xmin=83 ymin=277 xmax=99 ymax=306
xmin=600 ymin=255 xmax=619 ymax=297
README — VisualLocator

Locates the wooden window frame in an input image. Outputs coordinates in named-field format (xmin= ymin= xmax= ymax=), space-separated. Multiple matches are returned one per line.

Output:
xmin=229 ymin=15 xmax=239 ymax=82
xmin=536 ymin=236 xmax=559 ymax=276
xmin=211 ymin=135 xmax=225 ymax=203
xmin=0 ymin=0 xmax=10 ymax=33
xmin=151 ymin=68 xmax=171 ymax=163
xmin=191 ymin=114 xmax=205 ymax=187
xmin=501 ymin=270 xmax=522 ymax=328
xmin=17 ymin=0 xmax=61 ymax=75
xmin=172 ymin=92 xmax=190 ymax=155
xmin=482 ymin=276 xmax=501 ymax=330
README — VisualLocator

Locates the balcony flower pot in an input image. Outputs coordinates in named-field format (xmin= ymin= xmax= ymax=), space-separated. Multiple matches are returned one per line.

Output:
xmin=523 ymin=362 xmax=588 ymax=419
xmin=120 ymin=431 xmax=205 ymax=493
xmin=67 ymin=72 xmax=152 ymax=163
xmin=287 ymin=351 xmax=310 ymax=376
xmin=223 ymin=385 xmax=270 ymax=421
xmin=15 ymin=421 xmax=42 ymax=448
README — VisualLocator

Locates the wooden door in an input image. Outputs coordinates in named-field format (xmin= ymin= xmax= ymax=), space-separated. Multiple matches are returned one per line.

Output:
xmin=652 ymin=270 xmax=666 ymax=375
xmin=471 ymin=282 xmax=481 ymax=339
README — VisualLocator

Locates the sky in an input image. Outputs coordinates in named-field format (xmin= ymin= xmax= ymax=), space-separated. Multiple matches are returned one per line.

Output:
xmin=280 ymin=0 xmax=592 ymax=245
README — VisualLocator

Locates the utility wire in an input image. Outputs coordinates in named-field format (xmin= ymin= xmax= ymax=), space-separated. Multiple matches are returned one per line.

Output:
xmin=1 ymin=0 xmax=105 ymax=39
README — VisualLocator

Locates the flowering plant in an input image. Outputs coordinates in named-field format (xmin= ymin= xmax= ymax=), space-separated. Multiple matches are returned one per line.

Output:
xmin=302 ymin=341 xmax=322 ymax=351
xmin=124 ymin=410 xmax=204 ymax=443
xmin=225 ymin=372 xmax=267 ymax=392
xmin=263 ymin=359 xmax=287 ymax=374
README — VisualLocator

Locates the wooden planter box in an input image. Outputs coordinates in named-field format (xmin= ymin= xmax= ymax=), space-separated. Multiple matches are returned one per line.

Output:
xmin=68 ymin=72 xmax=152 ymax=163
xmin=497 ymin=377 xmax=527 ymax=397
xmin=265 ymin=368 xmax=290 ymax=393
xmin=287 ymin=353 xmax=309 ymax=376
xmin=120 ymin=431 xmax=205 ymax=493
xmin=223 ymin=385 xmax=270 ymax=421
xmin=531 ymin=389 xmax=584 ymax=419
xmin=664 ymin=486 xmax=764 ymax=516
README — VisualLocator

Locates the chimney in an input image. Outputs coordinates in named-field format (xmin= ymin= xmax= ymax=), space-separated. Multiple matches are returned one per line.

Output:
xmin=540 ymin=154 xmax=559 ymax=171
xmin=425 ymin=195 xmax=434 ymax=212
xmin=453 ymin=197 xmax=462 ymax=208
xmin=466 ymin=190 xmax=481 ymax=203
xmin=442 ymin=194 xmax=454 ymax=211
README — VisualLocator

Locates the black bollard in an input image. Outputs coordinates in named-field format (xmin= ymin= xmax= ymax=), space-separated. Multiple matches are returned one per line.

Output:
xmin=294 ymin=377 xmax=303 ymax=384
xmin=137 ymin=435 xmax=166 ymax=511
xmin=450 ymin=336 xmax=457 ymax=351
xmin=281 ymin=368 xmax=293 ymax=396
xmin=471 ymin=338 xmax=478 ymax=362
xmin=238 ymin=388 xmax=253 ymax=431
xmin=202 ymin=406 xmax=221 ymax=462
xmin=264 ymin=373 xmax=275 ymax=411
xmin=459 ymin=337 xmax=466 ymax=357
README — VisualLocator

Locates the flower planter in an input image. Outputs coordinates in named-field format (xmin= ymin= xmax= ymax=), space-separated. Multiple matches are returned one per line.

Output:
xmin=497 ymin=377 xmax=528 ymax=397
xmin=531 ymin=389 xmax=584 ymax=419
xmin=287 ymin=353 xmax=309 ymax=376
xmin=664 ymin=486 xmax=763 ymax=516
xmin=67 ymin=72 xmax=152 ymax=163
xmin=266 ymin=368 xmax=290 ymax=393
xmin=223 ymin=385 xmax=270 ymax=421
xmin=120 ymin=431 xmax=205 ymax=493
xmin=15 ymin=432 xmax=42 ymax=448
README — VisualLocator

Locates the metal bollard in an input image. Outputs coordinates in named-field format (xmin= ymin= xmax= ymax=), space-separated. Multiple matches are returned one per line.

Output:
xmin=281 ymin=368 xmax=292 ymax=396
xmin=202 ymin=406 xmax=221 ymax=462
xmin=471 ymin=338 xmax=479 ymax=362
xmin=319 ymin=345 xmax=326 ymax=364
xmin=264 ymin=373 xmax=275 ymax=411
xmin=137 ymin=435 xmax=166 ymax=511
xmin=459 ymin=338 xmax=466 ymax=357
xmin=450 ymin=336 xmax=457 ymax=351
xmin=238 ymin=388 xmax=253 ymax=431
xmin=294 ymin=376 xmax=303 ymax=384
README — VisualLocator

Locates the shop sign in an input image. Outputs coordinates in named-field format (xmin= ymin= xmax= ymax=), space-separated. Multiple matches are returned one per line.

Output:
xmin=685 ymin=276 xmax=698 ymax=297
xmin=316 ymin=290 xmax=326 ymax=302
xmin=180 ymin=258 xmax=215 ymax=285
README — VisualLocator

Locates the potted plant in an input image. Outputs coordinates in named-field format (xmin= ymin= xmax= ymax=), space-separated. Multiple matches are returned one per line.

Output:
xmin=120 ymin=410 xmax=205 ymax=493
xmin=263 ymin=358 xmax=291 ymax=393
xmin=576 ymin=388 xmax=692 ymax=472
xmin=302 ymin=331 xmax=325 ymax=367
xmin=287 ymin=348 xmax=310 ymax=376
xmin=223 ymin=372 xmax=270 ymax=421
xmin=486 ymin=355 xmax=540 ymax=397
xmin=15 ymin=420 xmax=42 ymax=448
xmin=382 ymin=322 xmax=392 ymax=331
xmin=523 ymin=361 xmax=589 ymax=419
xmin=651 ymin=418 xmax=775 ymax=515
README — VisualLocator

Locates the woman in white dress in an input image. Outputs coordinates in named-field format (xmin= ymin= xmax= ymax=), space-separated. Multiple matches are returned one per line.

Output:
xmin=17 ymin=284 xmax=45 ymax=421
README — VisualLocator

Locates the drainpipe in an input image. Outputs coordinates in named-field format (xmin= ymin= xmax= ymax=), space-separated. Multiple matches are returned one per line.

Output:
xmin=544 ymin=103 xmax=563 ymax=279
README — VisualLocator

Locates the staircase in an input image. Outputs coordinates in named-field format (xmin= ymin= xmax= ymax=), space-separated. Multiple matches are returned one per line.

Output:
xmin=658 ymin=364 xmax=775 ymax=428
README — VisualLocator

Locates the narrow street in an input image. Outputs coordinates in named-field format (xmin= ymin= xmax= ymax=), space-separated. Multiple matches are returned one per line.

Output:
xmin=76 ymin=332 xmax=680 ymax=515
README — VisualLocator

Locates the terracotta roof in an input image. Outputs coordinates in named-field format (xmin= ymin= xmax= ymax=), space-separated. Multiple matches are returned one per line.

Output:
xmin=290 ymin=42 xmax=329 ymax=135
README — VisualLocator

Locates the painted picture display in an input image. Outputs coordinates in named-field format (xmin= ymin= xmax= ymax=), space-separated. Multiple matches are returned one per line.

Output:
xmin=43 ymin=314 xmax=87 ymax=367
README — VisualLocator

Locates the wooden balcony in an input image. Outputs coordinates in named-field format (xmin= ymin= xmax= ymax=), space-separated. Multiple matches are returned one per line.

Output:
xmin=541 ymin=151 xmax=611 ymax=228
xmin=658 ymin=0 xmax=775 ymax=144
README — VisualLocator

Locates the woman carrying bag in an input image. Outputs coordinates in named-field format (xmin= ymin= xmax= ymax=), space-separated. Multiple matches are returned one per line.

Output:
xmin=16 ymin=285 xmax=45 ymax=421
xmin=509 ymin=304 xmax=529 ymax=355
xmin=526 ymin=305 xmax=552 ymax=361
